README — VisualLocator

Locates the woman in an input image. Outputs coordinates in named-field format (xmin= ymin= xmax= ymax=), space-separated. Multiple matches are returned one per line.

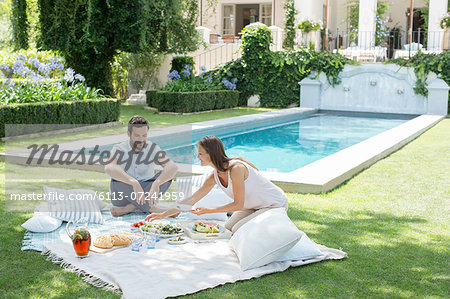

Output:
xmin=146 ymin=136 xmax=288 ymax=233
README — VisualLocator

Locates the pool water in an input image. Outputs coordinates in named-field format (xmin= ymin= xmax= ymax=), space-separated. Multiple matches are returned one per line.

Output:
xmin=166 ymin=112 xmax=412 ymax=173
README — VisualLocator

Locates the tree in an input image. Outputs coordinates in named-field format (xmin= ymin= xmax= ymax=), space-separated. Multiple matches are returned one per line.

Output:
xmin=283 ymin=0 xmax=297 ymax=50
xmin=37 ymin=0 xmax=200 ymax=95
xmin=11 ymin=0 xmax=29 ymax=50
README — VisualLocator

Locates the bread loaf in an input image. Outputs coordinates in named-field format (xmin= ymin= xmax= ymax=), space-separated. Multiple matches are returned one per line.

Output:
xmin=93 ymin=235 xmax=113 ymax=249
xmin=111 ymin=234 xmax=131 ymax=246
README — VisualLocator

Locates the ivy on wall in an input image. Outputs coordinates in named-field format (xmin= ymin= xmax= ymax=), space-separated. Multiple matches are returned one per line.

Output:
xmin=206 ymin=25 xmax=357 ymax=108
xmin=283 ymin=0 xmax=297 ymax=50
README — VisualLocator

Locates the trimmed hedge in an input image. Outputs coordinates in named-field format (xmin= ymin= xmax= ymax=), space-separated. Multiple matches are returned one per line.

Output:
xmin=0 ymin=99 xmax=120 ymax=138
xmin=152 ymin=90 xmax=239 ymax=113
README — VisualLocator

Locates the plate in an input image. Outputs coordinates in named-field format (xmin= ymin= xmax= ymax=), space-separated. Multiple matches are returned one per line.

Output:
xmin=168 ymin=237 xmax=187 ymax=245
xmin=140 ymin=223 xmax=184 ymax=238
xmin=187 ymin=222 xmax=225 ymax=235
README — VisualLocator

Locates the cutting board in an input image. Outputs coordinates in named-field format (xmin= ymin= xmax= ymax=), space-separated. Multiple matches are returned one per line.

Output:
xmin=89 ymin=244 xmax=129 ymax=254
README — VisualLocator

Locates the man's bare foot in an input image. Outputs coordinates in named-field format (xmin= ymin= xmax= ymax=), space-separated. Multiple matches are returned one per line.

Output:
xmin=110 ymin=204 xmax=136 ymax=217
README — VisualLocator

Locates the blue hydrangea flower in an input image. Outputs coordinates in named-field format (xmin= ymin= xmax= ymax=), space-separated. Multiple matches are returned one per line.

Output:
xmin=205 ymin=77 xmax=213 ymax=83
xmin=27 ymin=73 xmax=44 ymax=84
xmin=231 ymin=78 xmax=238 ymax=84
xmin=74 ymin=73 xmax=85 ymax=82
xmin=0 ymin=64 xmax=9 ymax=70
xmin=184 ymin=64 xmax=193 ymax=71
xmin=28 ymin=56 xmax=40 ymax=68
xmin=168 ymin=70 xmax=181 ymax=80
xmin=221 ymin=78 xmax=236 ymax=90
xmin=16 ymin=54 xmax=27 ymax=62
xmin=16 ymin=66 xmax=31 ymax=77
xmin=226 ymin=71 xmax=232 ymax=77
xmin=53 ymin=82 xmax=63 ymax=89
xmin=64 ymin=68 xmax=75 ymax=83
xmin=39 ymin=63 xmax=50 ymax=77
xmin=12 ymin=61 xmax=24 ymax=72
xmin=180 ymin=69 xmax=191 ymax=78
xmin=200 ymin=66 xmax=206 ymax=72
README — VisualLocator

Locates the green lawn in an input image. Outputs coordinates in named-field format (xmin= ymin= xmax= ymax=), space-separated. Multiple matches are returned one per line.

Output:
xmin=0 ymin=106 xmax=448 ymax=298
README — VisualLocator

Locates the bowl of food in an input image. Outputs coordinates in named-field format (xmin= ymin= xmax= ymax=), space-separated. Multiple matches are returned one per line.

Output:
xmin=130 ymin=221 xmax=145 ymax=231
xmin=168 ymin=236 xmax=187 ymax=245
xmin=188 ymin=221 xmax=224 ymax=234
xmin=140 ymin=223 xmax=183 ymax=238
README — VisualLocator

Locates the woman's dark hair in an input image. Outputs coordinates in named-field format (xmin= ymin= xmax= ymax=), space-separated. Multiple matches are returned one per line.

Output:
xmin=128 ymin=115 xmax=149 ymax=133
xmin=197 ymin=136 xmax=258 ymax=172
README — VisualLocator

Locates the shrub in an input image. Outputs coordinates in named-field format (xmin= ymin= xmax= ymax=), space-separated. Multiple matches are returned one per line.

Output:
xmin=163 ymin=64 xmax=237 ymax=92
xmin=152 ymin=90 xmax=238 ymax=113
xmin=0 ymin=98 xmax=120 ymax=137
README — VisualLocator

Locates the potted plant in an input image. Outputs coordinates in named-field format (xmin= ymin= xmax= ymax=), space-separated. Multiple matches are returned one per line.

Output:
xmin=297 ymin=19 xmax=322 ymax=50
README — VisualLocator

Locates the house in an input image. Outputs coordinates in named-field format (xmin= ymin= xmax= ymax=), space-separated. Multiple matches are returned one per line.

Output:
xmin=198 ymin=0 xmax=448 ymax=51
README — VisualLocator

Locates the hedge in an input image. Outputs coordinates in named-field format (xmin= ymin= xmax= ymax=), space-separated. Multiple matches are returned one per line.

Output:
xmin=151 ymin=90 xmax=239 ymax=113
xmin=0 ymin=98 xmax=120 ymax=138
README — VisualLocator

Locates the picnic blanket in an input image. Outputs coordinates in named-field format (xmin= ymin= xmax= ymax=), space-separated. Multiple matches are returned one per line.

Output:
xmin=23 ymin=209 xmax=347 ymax=298
xmin=43 ymin=237 xmax=346 ymax=299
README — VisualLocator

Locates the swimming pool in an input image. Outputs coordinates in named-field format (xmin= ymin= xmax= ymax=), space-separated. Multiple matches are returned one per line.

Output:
xmin=165 ymin=112 xmax=413 ymax=173
xmin=4 ymin=108 xmax=443 ymax=193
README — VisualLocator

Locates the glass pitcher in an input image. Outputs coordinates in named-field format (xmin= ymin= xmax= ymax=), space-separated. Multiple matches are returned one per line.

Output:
xmin=66 ymin=217 xmax=91 ymax=258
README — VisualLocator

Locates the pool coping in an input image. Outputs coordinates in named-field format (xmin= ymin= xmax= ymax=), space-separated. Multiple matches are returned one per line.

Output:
xmin=2 ymin=108 xmax=444 ymax=194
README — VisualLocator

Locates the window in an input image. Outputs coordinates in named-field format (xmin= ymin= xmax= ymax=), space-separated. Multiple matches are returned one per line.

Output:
xmin=223 ymin=5 xmax=234 ymax=35
xmin=260 ymin=3 xmax=272 ymax=26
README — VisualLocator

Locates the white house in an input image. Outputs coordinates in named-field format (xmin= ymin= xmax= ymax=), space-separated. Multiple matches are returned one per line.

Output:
xmin=198 ymin=0 xmax=448 ymax=50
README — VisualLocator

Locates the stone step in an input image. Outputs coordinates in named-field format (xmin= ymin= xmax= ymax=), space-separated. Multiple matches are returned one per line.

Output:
xmin=126 ymin=93 xmax=147 ymax=105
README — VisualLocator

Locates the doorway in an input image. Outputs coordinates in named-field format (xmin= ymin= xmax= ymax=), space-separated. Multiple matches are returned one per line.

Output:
xmin=235 ymin=4 xmax=259 ymax=35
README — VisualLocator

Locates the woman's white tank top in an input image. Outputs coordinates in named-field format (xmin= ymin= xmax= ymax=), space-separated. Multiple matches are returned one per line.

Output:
xmin=213 ymin=160 xmax=287 ymax=210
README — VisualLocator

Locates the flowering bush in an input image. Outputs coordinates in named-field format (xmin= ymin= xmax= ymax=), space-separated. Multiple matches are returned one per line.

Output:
xmin=297 ymin=19 xmax=321 ymax=33
xmin=0 ymin=52 xmax=102 ymax=104
xmin=440 ymin=12 xmax=450 ymax=29
xmin=162 ymin=64 xmax=238 ymax=92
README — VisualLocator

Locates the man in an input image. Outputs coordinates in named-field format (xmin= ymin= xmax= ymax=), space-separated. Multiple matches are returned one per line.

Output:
xmin=105 ymin=115 xmax=178 ymax=216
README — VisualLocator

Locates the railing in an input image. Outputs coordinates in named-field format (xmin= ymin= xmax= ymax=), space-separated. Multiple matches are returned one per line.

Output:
xmin=327 ymin=29 xmax=448 ymax=60
xmin=192 ymin=43 xmax=242 ymax=74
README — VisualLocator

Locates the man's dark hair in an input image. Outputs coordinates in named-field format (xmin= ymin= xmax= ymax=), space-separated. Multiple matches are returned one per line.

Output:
xmin=128 ymin=115 xmax=149 ymax=133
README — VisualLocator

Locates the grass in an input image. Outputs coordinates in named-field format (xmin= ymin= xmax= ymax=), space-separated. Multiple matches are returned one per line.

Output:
xmin=0 ymin=105 xmax=449 ymax=298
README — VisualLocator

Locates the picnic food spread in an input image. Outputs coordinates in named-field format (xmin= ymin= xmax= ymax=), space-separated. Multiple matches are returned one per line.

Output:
xmin=192 ymin=222 xmax=220 ymax=233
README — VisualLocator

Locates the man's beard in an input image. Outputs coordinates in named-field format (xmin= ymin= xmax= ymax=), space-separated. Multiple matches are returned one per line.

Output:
xmin=131 ymin=141 xmax=145 ymax=152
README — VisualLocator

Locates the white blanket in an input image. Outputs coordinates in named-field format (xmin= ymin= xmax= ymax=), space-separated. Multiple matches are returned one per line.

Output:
xmin=44 ymin=238 xmax=346 ymax=299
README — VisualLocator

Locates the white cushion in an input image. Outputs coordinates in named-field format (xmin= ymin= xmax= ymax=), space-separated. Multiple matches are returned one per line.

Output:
xmin=276 ymin=232 xmax=323 ymax=262
xmin=229 ymin=208 xmax=302 ymax=271
xmin=21 ymin=212 xmax=63 ymax=233
xmin=43 ymin=186 xmax=104 ymax=224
